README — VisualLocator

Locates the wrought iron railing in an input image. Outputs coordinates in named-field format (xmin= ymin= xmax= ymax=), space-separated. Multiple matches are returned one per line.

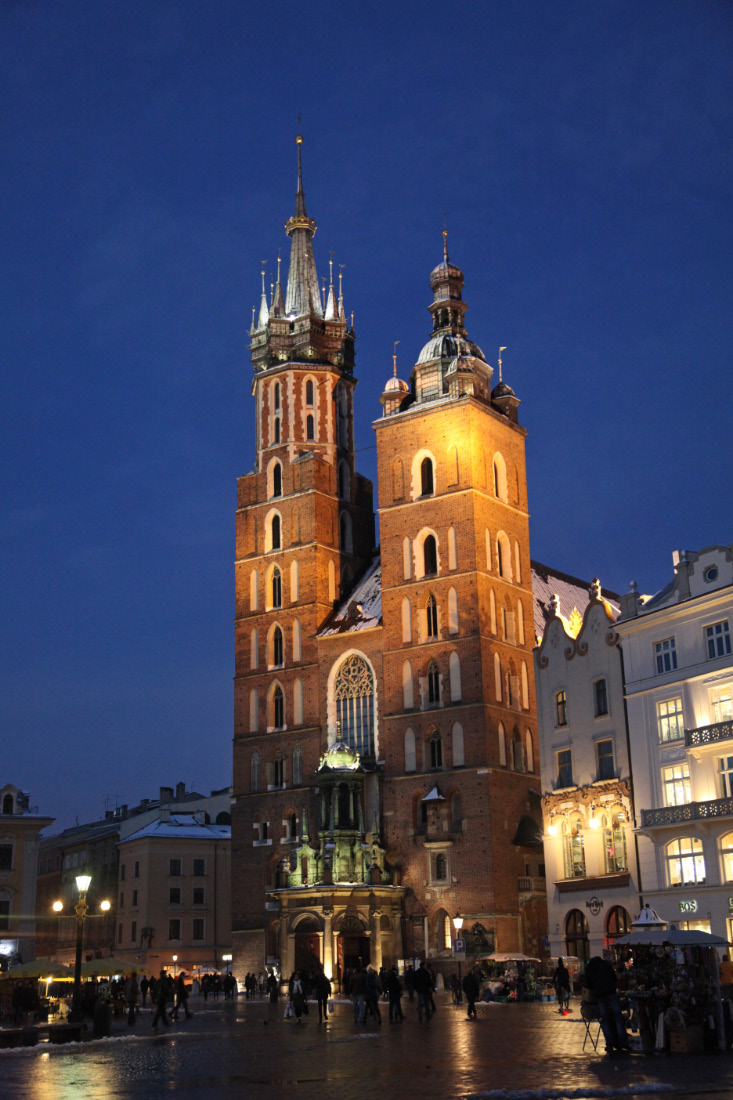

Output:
xmin=686 ymin=720 xmax=733 ymax=748
xmin=641 ymin=796 xmax=733 ymax=827
xmin=518 ymin=876 xmax=546 ymax=893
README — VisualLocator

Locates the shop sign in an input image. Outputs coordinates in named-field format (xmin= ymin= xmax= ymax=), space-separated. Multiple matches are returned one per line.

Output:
xmin=728 ymin=897 xmax=733 ymax=911
xmin=586 ymin=896 xmax=603 ymax=916
xmin=679 ymin=899 xmax=697 ymax=914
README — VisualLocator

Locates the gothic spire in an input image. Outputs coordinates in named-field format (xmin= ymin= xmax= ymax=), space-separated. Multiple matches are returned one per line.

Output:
xmin=284 ymin=134 xmax=322 ymax=318
xmin=257 ymin=266 xmax=269 ymax=329
xmin=272 ymin=252 xmax=285 ymax=317
xmin=324 ymin=255 xmax=338 ymax=320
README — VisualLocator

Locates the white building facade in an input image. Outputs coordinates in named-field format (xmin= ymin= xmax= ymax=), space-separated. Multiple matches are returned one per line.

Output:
xmin=534 ymin=572 xmax=640 ymax=966
xmin=616 ymin=544 xmax=733 ymax=942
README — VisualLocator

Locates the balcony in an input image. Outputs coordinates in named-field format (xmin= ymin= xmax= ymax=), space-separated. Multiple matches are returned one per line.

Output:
xmin=641 ymin=795 xmax=733 ymax=828
xmin=518 ymin=876 xmax=546 ymax=894
xmin=686 ymin=720 xmax=733 ymax=749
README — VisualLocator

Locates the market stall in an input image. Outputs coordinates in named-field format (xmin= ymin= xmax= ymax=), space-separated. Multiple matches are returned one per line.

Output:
xmin=613 ymin=912 xmax=728 ymax=1052
xmin=483 ymin=953 xmax=541 ymax=1001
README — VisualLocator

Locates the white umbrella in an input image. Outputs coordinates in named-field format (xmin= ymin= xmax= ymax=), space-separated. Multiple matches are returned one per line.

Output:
xmin=614 ymin=929 xmax=728 ymax=948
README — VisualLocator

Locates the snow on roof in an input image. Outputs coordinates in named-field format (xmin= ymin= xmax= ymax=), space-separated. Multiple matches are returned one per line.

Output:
xmin=530 ymin=561 xmax=620 ymax=646
xmin=120 ymin=814 xmax=230 ymax=843
xmin=317 ymin=554 xmax=382 ymax=636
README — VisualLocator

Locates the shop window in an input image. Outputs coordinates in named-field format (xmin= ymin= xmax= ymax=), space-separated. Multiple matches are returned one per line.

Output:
xmin=556 ymin=749 xmax=573 ymax=788
xmin=565 ymin=909 xmax=589 ymax=967
xmin=666 ymin=837 xmax=705 ymax=886
xmin=596 ymin=739 xmax=614 ymax=780
xmin=562 ymin=817 xmax=585 ymax=878
xmin=706 ymin=621 xmax=731 ymax=660
xmin=654 ymin=637 xmax=677 ymax=674
xmin=605 ymin=906 xmax=631 ymax=947
xmin=594 ymin=678 xmax=608 ymax=716
xmin=601 ymin=810 xmax=627 ymax=873
xmin=662 ymin=763 xmax=690 ymax=807
xmin=657 ymin=697 xmax=684 ymax=742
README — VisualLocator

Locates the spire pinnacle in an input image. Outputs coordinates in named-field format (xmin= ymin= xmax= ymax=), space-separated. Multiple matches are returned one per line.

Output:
xmin=257 ymin=265 xmax=270 ymax=328
xmin=295 ymin=132 xmax=306 ymax=217
xmin=393 ymin=339 xmax=400 ymax=377
xmin=338 ymin=264 xmax=345 ymax=320
xmin=442 ymin=227 xmax=449 ymax=263
xmin=325 ymin=252 xmax=338 ymax=319
xmin=498 ymin=347 xmax=507 ymax=383
xmin=285 ymin=134 xmax=321 ymax=317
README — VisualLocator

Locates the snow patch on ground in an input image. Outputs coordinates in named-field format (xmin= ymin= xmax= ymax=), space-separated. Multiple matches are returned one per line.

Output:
xmin=466 ymin=1085 xmax=677 ymax=1100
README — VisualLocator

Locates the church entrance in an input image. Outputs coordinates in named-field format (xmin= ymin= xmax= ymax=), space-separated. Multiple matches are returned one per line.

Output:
xmin=336 ymin=932 xmax=370 ymax=976
xmin=294 ymin=918 xmax=321 ymax=974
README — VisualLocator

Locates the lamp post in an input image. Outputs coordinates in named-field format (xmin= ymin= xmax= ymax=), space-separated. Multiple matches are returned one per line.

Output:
xmin=172 ymin=954 xmax=178 ymax=980
xmin=53 ymin=875 xmax=111 ymax=1023
xmin=453 ymin=913 xmax=464 ymax=1004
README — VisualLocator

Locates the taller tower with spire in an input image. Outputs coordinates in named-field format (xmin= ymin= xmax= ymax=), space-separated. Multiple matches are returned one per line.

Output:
xmin=232 ymin=138 xmax=376 ymax=966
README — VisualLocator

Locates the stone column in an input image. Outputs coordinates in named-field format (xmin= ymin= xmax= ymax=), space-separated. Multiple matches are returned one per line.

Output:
xmin=371 ymin=908 xmax=383 ymax=971
xmin=323 ymin=910 xmax=333 ymax=978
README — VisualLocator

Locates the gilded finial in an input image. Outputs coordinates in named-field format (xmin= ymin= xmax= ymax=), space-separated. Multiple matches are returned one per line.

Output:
xmin=276 ymin=250 xmax=282 ymax=283
xmin=393 ymin=340 xmax=400 ymax=377
xmin=270 ymin=280 xmax=274 ymax=307
xmin=329 ymin=252 xmax=335 ymax=287
xmin=442 ymin=213 xmax=449 ymax=262
xmin=498 ymin=347 xmax=507 ymax=383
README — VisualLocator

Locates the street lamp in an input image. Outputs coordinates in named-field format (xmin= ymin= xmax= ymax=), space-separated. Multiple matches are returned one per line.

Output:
xmin=172 ymin=954 xmax=178 ymax=979
xmin=52 ymin=874 xmax=110 ymax=1023
xmin=453 ymin=913 xmax=464 ymax=1004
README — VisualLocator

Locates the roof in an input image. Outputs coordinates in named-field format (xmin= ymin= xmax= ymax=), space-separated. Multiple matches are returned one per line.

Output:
xmin=530 ymin=561 xmax=620 ymax=645
xmin=120 ymin=814 xmax=230 ymax=843
xmin=317 ymin=554 xmax=382 ymax=636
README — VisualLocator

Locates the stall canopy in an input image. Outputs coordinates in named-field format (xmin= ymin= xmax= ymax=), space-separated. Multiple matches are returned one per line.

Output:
xmin=486 ymin=952 xmax=541 ymax=963
xmin=1 ymin=958 xmax=71 ymax=980
xmin=614 ymin=929 xmax=728 ymax=948
xmin=80 ymin=956 xmax=134 ymax=977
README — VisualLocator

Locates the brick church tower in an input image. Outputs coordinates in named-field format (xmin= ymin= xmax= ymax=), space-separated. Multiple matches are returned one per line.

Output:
xmin=231 ymin=144 xmax=546 ymax=981
xmin=375 ymin=233 xmax=544 ymax=959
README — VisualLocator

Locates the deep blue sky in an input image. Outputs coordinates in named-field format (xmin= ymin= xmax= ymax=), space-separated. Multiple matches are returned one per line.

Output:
xmin=2 ymin=1 xmax=731 ymax=831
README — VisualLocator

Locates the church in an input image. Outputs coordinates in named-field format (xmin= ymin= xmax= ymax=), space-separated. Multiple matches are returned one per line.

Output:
xmin=231 ymin=137 xmax=546 ymax=983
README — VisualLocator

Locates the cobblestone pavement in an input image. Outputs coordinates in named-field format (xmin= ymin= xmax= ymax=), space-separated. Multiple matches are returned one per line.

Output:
xmin=2 ymin=995 xmax=733 ymax=1100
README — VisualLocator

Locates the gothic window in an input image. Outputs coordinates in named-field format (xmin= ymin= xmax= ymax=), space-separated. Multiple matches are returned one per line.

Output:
xmin=426 ymin=594 xmax=438 ymax=638
xmin=496 ymin=532 xmax=512 ymax=580
xmin=271 ymin=513 xmax=281 ymax=550
xmin=494 ymin=653 xmax=502 ymax=701
xmin=334 ymin=654 xmax=376 ymax=757
xmin=249 ymin=688 xmax=258 ymax=732
xmin=273 ymin=416 xmax=280 ymax=444
xmin=490 ymin=590 xmax=497 ymax=634
xmin=250 ymin=569 xmax=259 ymax=611
xmin=271 ymin=461 xmax=282 ymax=498
xmin=525 ymin=728 xmax=534 ymax=772
xmin=273 ymin=382 xmax=280 ymax=411
xmin=268 ymin=685 xmax=285 ymax=732
xmin=402 ymin=660 xmax=414 ymax=709
xmin=429 ymin=731 xmax=443 ymax=770
xmin=403 ymin=536 xmax=411 ymax=579
xmin=498 ymin=721 xmax=507 ymax=766
xmin=423 ymin=535 xmax=438 ymax=576
xmin=401 ymin=597 xmax=412 ymax=643
xmin=292 ymin=619 xmax=302 ymax=661
xmin=273 ymin=752 xmax=285 ymax=787
xmin=340 ymin=511 xmax=353 ymax=553
xmin=517 ymin=600 xmax=525 ymax=645
xmin=306 ymin=414 xmax=315 ymax=441
xmin=421 ymin=456 xmax=434 ymax=496
xmin=251 ymin=752 xmax=260 ymax=792
xmin=514 ymin=541 xmax=522 ymax=582
xmin=305 ymin=379 xmax=314 ymax=405
xmin=290 ymin=560 xmax=299 ymax=602
xmin=272 ymin=626 xmax=283 ymax=667
xmin=427 ymin=660 xmax=440 ymax=705
xmin=485 ymin=529 xmax=492 ymax=570
xmin=250 ymin=627 xmax=259 ymax=669
xmin=270 ymin=566 xmax=282 ymax=609
xmin=521 ymin=662 xmax=529 ymax=709
xmin=448 ymin=527 xmax=457 ymax=570
xmin=493 ymin=453 xmax=507 ymax=501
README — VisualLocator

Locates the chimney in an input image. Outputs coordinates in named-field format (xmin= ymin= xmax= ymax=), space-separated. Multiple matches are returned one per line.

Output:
xmin=175 ymin=782 xmax=186 ymax=801
xmin=160 ymin=787 xmax=174 ymax=804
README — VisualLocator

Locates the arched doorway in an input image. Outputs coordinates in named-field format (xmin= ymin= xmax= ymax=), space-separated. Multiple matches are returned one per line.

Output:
xmin=336 ymin=914 xmax=370 ymax=979
xmin=605 ymin=905 xmax=632 ymax=949
xmin=565 ymin=908 xmax=590 ymax=967
xmin=293 ymin=916 xmax=321 ymax=975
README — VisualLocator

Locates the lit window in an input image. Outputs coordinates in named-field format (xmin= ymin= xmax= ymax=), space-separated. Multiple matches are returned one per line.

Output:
xmin=555 ymin=690 xmax=568 ymax=727
xmin=443 ymin=914 xmax=452 ymax=950
xmin=596 ymin=739 xmax=614 ymax=780
xmin=657 ymin=698 xmax=684 ymax=742
xmin=662 ymin=763 xmax=691 ymax=807
xmin=719 ymin=754 xmax=733 ymax=798
xmin=711 ymin=686 xmax=733 ymax=724
xmin=594 ymin=679 xmax=608 ymax=716
xmin=562 ymin=818 xmax=586 ymax=878
xmin=666 ymin=837 xmax=705 ymax=886
xmin=720 ymin=833 xmax=733 ymax=883
xmin=706 ymin=621 xmax=731 ymax=660
xmin=556 ymin=748 xmax=573 ymax=788
xmin=601 ymin=810 xmax=627 ymax=873
xmin=334 ymin=654 xmax=375 ymax=757
xmin=654 ymin=637 xmax=677 ymax=674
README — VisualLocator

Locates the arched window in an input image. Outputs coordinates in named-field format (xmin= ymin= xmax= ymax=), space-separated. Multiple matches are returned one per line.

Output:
xmin=448 ymin=526 xmax=457 ymax=570
xmin=292 ymin=619 xmax=302 ymax=662
xmin=423 ymin=535 xmax=438 ymax=576
xmin=496 ymin=531 xmax=512 ymax=580
xmin=273 ymin=381 xmax=280 ymax=411
xmin=485 ymin=529 xmax=492 ymax=570
xmin=404 ymin=728 xmax=416 ymax=772
xmin=269 ymin=685 xmax=285 ymax=732
xmin=3 ymin=793 xmax=14 ymax=814
xmin=402 ymin=536 xmax=411 ymax=580
xmin=490 ymin=590 xmax=497 ymax=634
xmin=426 ymin=594 xmax=438 ymax=638
xmin=517 ymin=600 xmax=525 ymax=645
xmin=521 ymin=662 xmax=529 ymax=709
xmin=338 ymin=460 xmax=350 ymax=500
xmin=250 ymin=570 xmax=259 ymax=611
xmin=273 ymin=415 xmax=280 ymax=444
xmin=291 ymin=679 xmax=303 ymax=726
xmin=401 ymin=597 xmax=412 ymax=643
xmin=601 ymin=809 xmax=628 ymax=873
xmin=334 ymin=654 xmax=376 ymax=757
xmin=269 ymin=566 xmax=282 ymax=609
xmin=565 ymin=909 xmax=589 ymax=967
xmin=269 ymin=625 xmax=284 ymax=668
xmin=402 ymin=660 xmax=414 ymax=710
xmin=606 ymin=906 xmax=632 ymax=947
xmin=290 ymin=560 xmax=299 ymax=602
xmin=442 ymin=911 xmax=453 ymax=949
xmin=494 ymin=653 xmax=502 ymax=701
xmin=268 ymin=459 xmax=283 ymax=499
xmin=306 ymin=414 xmax=315 ymax=441
xmin=493 ymin=453 xmax=507 ymax=501
xmin=449 ymin=651 xmax=462 ymax=701
xmin=562 ymin=816 xmax=586 ymax=878
xmin=251 ymin=751 xmax=260 ymax=792
xmin=452 ymin=722 xmax=465 ymax=767
xmin=448 ymin=587 xmax=459 ymax=634
xmin=293 ymin=744 xmax=303 ymax=785
xmin=339 ymin=511 xmax=353 ymax=553
xmin=420 ymin=456 xmax=434 ymax=496
xmin=249 ymin=688 xmax=258 ymax=732
xmin=429 ymin=731 xmax=443 ymax=770
xmin=305 ymin=379 xmax=314 ymax=406
xmin=498 ymin=721 xmax=507 ymax=766
xmin=250 ymin=627 xmax=259 ymax=670
xmin=427 ymin=660 xmax=440 ymax=705
xmin=666 ymin=837 xmax=705 ymax=886
xmin=525 ymin=728 xmax=534 ymax=773
xmin=265 ymin=510 xmax=282 ymax=552
xmin=272 ymin=751 xmax=285 ymax=788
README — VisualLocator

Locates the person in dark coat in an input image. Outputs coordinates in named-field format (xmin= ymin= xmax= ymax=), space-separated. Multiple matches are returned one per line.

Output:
xmin=462 ymin=966 xmax=480 ymax=1019
xmin=140 ymin=974 xmax=149 ymax=1008
xmin=314 ymin=968 xmax=332 ymax=1023
xmin=412 ymin=961 xmax=434 ymax=1022
xmin=585 ymin=956 xmax=630 ymax=1055
xmin=171 ymin=973 xmax=192 ymax=1020
xmin=553 ymin=957 xmax=571 ymax=1012
xmin=152 ymin=969 xmax=170 ymax=1029
xmin=386 ymin=967 xmax=404 ymax=1022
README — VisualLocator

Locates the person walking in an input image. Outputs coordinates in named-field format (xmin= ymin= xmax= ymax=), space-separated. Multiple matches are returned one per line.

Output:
xmin=290 ymin=971 xmax=305 ymax=1023
xmin=314 ymin=967 xmax=331 ymax=1023
xmin=364 ymin=966 xmax=382 ymax=1024
xmin=404 ymin=965 xmax=415 ymax=1002
xmin=553 ymin=957 xmax=571 ymax=1013
xmin=386 ymin=967 xmax=404 ymax=1022
xmin=152 ymin=969 xmax=170 ymax=1029
xmin=348 ymin=964 xmax=367 ymax=1024
xmin=171 ymin=973 xmax=192 ymax=1020
xmin=462 ymin=966 xmax=480 ymax=1020
xmin=125 ymin=971 xmax=139 ymax=1026
xmin=140 ymin=974 xmax=149 ymax=1008
xmin=413 ymin=961 xmax=434 ymax=1022
xmin=585 ymin=956 xmax=630 ymax=1055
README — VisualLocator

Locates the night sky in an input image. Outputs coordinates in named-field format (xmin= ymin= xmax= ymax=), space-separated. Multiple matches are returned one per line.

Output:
xmin=2 ymin=1 xmax=731 ymax=831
